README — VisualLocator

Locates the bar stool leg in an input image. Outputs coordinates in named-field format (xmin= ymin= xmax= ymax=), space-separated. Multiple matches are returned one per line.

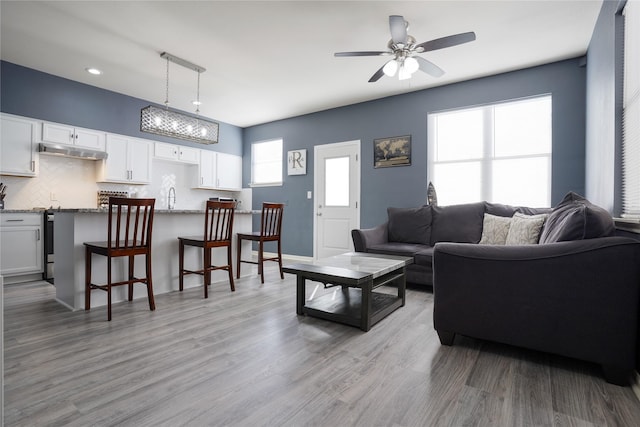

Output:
xmin=85 ymin=247 xmax=92 ymax=311
xmin=179 ymin=240 xmax=185 ymax=292
xmin=259 ymin=240 xmax=264 ymax=284
xmin=107 ymin=256 xmax=112 ymax=322
xmin=227 ymin=244 xmax=235 ymax=291
xmin=236 ymin=235 xmax=242 ymax=279
xmin=146 ymin=253 xmax=155 ymax=311
xmin=128 ymin=255 xmax=135 ymax=301
xmin=204 ymin=247 xmax=211 ymax=299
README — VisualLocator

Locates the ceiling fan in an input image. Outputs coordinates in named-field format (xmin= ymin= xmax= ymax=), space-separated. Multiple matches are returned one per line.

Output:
xmin=335 ymin=15 xmax=476 ymax=82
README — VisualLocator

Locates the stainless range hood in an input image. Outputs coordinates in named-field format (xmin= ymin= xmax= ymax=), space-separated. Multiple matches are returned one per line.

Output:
xmin=39 ymin=142 xmax=108 ymax=160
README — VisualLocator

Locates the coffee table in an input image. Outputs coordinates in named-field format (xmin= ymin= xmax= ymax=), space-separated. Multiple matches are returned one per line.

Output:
xmin=283 ymin=252 xmax=413 ymax=331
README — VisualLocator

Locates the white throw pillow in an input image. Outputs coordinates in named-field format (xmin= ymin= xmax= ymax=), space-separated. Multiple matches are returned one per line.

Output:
xmin=505 ymin=213 xmax=548 ymax=245
xmin=479 ymin=213 xmax=512 ymax=245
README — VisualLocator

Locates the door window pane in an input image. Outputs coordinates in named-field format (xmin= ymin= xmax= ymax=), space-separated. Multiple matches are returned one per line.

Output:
xmin=325 ymin=156 xmax=349 ymax=206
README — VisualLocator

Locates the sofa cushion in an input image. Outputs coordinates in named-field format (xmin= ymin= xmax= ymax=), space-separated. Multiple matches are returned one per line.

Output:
xmin=484 ymin=202 xmax=517 ymax=218
xmin=414 ymin=247 xmax=435 ymax=267
xmin=430 ymin=202 xmax=485 ymax=245
xmin=387 ymin=206 xmax=431 ymax=245
xmin=479 ymin=213 xmax=512 ymax=245
xmin=367 ymin=242 xmax=429 ymax=258
xmin=539 ymin=192 xmax=615 ymax=243
xmin=505 ymin=213 xmax=548 ymax=245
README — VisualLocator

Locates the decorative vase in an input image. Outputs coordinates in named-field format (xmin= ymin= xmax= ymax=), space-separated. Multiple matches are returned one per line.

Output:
xmin=427 ymin=182 xmax=438 ymax=206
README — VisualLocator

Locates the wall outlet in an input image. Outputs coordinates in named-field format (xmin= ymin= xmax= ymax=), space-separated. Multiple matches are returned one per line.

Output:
xmin=50 ymin=192 xmax=58 ymax=201
xmin=307 ymin=191 xmax=312 ymax=199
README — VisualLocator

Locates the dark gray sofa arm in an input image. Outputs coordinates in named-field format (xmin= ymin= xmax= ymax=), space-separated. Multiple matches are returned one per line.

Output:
xmin=351 ymin=222 xmax=388 ymax=252
xmin=433 ymin=237 xmax=640 ymax=385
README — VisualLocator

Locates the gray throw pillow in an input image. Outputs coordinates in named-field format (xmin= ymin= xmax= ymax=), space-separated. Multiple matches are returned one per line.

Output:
xmin=505 ymin=213 xmax=548 ymax=245
xmin=539 ymin=192 xmax=615 ymax=243
xmin=430 ymin=202 xmax=485 ymax=245
xmin=387 ymin=206 xmax=432 ymax=245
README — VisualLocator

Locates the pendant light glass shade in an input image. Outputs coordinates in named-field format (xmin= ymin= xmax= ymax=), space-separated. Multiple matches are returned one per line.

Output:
xmin=141 ymin=105 xmax=219 ymax=144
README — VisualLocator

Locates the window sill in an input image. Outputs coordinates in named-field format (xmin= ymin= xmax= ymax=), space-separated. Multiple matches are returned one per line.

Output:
xmin=614 ymin=217 xmax=640 ymax=233
xmin=249 ymin=182 xmax=283 ymax=188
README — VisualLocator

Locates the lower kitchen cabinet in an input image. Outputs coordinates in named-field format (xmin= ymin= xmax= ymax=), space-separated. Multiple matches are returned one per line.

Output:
xmin=0 ymin=213 xmax=43 ymax=277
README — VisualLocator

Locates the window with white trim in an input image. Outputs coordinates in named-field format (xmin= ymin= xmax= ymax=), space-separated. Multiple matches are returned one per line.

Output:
xmin=428 ymin=95 xmax=552 ymax=207
xmin=251 ymin=138 xmax=282 ymax=186
xmin=622 ymin=0 xmax=640 ymax=217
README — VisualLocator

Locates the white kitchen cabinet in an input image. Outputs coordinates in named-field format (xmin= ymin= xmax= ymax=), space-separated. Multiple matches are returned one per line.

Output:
xmin=0 ymin=213 xmax=43 ymax=276
xmin=98 ymin=134 xmax=151 ymax=184
xmin=216 ymin=152 xmax=242 ymax=190
xmin=0 ymin=113 xmax=38 ymax=177
xmin=42 ymin=122 xmax=106 ymax=150
xmin=195 ymin=151 xmax=242 ymax=191
xmin=197 ymin=150 xmax=217 ymax=188
xmin=154 ymin=142 xmax=200 ymax=164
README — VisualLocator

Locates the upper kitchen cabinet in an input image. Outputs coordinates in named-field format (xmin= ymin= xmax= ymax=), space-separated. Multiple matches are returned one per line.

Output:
xmin=216 ymin=152 xmax=242 ymax=190
xmin=154 ymin=142 xmax=200 ymax=164
xmin=97 ymin=134 xmax=151 ymax=184
xmin=195 ymin=150 xmax=242 ymax=191
xmin=42 ymin=122 xmax=105 ymax=150
xmin=1 ymin=113 xmax=38 ymax=177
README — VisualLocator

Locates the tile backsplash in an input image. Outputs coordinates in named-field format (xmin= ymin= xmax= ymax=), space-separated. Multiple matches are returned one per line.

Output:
xmin=1 ymin=155 xmax=246 ymax=210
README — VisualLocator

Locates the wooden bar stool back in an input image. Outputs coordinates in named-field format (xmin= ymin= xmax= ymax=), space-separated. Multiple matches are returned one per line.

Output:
xmin=178 ymin=200 xmax=236 ymax=298
xmin=84 ymin=197 xmax=156 ymax=321
xmin=236 ymin=202 xmax=284 ymax=284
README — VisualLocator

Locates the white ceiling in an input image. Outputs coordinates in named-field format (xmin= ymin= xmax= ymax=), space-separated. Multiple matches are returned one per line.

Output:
xmin=1 ymin=1 xmax=602 ymax=128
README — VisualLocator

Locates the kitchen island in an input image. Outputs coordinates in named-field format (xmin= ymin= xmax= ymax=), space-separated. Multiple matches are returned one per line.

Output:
xmin=54 ymin=208 xmax=258 ymax=311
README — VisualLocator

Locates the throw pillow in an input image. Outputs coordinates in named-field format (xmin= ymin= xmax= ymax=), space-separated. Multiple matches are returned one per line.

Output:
xmin=430 ymin=202 xmax=486 ymax=245
xmin=538 ymin=192 xmax=615 ymax=243
xmin=505 ymin=213 xmax=548 ymax=245
xmin=387 ymin=206 xmax=432 ymax=245
xmin=479 ymin=213 xmax=512 ymax=245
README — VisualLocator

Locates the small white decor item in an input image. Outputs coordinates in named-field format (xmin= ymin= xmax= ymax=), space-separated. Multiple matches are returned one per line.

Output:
xmin=287 ymin=149 xmax=307 ymax=175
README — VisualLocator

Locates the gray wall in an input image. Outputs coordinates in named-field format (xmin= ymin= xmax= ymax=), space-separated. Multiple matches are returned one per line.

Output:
xmin=244 ymin=58 xmax=587 ymax=257
xmin=585 ymin=0 xmax=625 ymax=214
xmin=0 ymin=61 xmax=243 ymax=156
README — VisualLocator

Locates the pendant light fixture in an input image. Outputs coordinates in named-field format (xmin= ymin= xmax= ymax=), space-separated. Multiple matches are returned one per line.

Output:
xmin=140 ymin=52 xmax=219 ymax=144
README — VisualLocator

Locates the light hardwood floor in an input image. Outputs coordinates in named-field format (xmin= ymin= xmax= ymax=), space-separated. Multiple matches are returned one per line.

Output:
xmin=4 ymin=267 xmax=640 ymax=426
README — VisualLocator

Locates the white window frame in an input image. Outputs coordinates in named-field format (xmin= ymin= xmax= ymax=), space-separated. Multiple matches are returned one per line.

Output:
xmin=427 ymin=95 xmax=552 ymax=207
xmin=250 ymin=138 xmax=283 ymax=187
xmin=621 ymin=0 xmax=640 ymax=217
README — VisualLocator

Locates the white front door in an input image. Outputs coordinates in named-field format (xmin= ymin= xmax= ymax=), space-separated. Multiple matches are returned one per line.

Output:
xmin=314 ymin=140 xmax=360 ymax=259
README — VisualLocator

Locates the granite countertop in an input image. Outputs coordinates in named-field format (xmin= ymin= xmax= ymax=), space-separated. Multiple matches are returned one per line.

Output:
xmin=1 ymin=208 xmax=259 ymax=214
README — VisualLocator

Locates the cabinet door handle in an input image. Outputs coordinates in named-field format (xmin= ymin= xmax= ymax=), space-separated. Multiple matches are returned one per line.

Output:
xmin=6 ymin=219 xmax=24 ymax=222
xmin=201 ymin=177 xmax=204 ymax=185
xmin=36 ymin=229 xmax=40 ymax=241
xmin=31 ymin=160 xmax=35 ymax=172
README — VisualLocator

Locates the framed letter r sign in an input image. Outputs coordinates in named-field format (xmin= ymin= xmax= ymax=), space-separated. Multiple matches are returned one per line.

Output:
xmin=288 ymin=149 xmax=307 ymax=175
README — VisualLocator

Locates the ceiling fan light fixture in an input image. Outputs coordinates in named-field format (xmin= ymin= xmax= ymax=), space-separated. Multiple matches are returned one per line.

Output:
xmin=404 ymin=57 xmax=419 ymax=74
xmin=398 ymin=65 xmax=412 ymax=80
xmin=383 ymin=60 xmax=398 ymax=77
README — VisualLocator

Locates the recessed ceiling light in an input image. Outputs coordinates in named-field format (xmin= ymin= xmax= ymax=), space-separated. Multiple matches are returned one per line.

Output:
xmin=85 ymin=67 xmax=102 ymax=75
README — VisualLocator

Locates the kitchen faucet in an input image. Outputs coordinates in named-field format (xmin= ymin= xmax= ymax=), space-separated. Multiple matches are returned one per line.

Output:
xmin=168 ymin=187 xmax=176 ymax=210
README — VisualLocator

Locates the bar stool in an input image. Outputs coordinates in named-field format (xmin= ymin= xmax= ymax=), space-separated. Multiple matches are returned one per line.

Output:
xmin=236 ymin=202 xmax=284 ymax=284
xmin=178 ymin=200 xmax=236 ymax=298
xmin=84 ymin=197 xmax=156 ymax=321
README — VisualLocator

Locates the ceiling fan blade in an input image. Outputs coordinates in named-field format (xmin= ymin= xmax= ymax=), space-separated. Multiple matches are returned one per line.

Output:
xmin=416 ymin=31 xmax=476 ymax=52
xmin=389 ymin=15 xmax=407 ymax=44
xmin=368 ymin=64 xmax=387 ymax=82
xmin=416 ymin=56 xmax=445 ymax=78
xmin=334 ymin=51 xmax=390 ymax=57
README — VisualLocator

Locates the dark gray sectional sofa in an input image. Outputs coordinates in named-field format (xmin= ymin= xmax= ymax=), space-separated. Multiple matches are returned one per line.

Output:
xmin=351 ymin=193 xmax=640 ymax=384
